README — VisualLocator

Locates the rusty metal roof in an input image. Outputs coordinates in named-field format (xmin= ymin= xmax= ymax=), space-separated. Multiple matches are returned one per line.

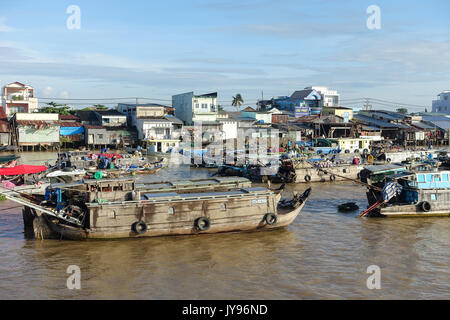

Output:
xmin=16 ymin=120 xmax=60 ymax=126
xmin=60 ymin=121 xmax=83 ymax=127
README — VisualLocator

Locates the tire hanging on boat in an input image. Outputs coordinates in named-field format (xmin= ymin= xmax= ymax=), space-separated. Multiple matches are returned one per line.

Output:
xmin=304 ymin=175 xmax=311 ymax=182
xmin=264 ymin=213 xmax=278 ymax=225
xmin=194 ymin=217 xmax=211 ymax=231
xmin=329 ymin=174 xmax=336 ymax=181
xmin=132 ymin=221 xmax=148 ymax=234
xmin=420 ymin=201 xmax=431 ymax=212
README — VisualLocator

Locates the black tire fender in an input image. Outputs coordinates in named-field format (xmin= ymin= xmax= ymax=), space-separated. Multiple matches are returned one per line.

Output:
xmin=132 ymin=221 xmax=148 ymax=234
xmin=330 ymin=174 xmax=336 ymax=181
xmin=264 ymin=213 xmax=278 ymax=225
xmin=420 ymin=201 xmax=431 ymax=212
xmin=194 ymin=217 xmax=211 ymax=231
xmin=304 ymin=175 xmax=311 ymax=182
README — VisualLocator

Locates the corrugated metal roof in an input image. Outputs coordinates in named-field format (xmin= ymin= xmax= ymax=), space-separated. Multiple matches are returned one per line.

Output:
xmin=361 ymin=125 xmax=381 ymax=131
xmin=354 ymin=114 xmax=409 ymax=129
xmin=429 ymin=120 xmax=450 ymax=130
xmin=16 ymin=120 xmax=59 ymax=126
xmin=60 ymin=122 xmax=83 ymax=127
xmin=421 ymin=115 xmax=450 ymax=122
xmin=411 ymin=121 xmax=435 ymax=130
xmin=364 ymin=164 xmax=406 ymax=173
xmin=59 ymin=114 xmax=80 ymax=120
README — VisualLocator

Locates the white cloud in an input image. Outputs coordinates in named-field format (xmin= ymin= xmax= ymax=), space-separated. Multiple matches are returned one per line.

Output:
xmin=60 ymin=91 xmax=69 ymax=99
xmin=43 ymin=86 xmax=54 ymax=96
xmin=0 ymin=17 xmax=14 ymax=32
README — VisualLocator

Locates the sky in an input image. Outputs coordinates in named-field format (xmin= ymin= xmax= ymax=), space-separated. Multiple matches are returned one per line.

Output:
xmin=1 ymin=0 xmax=449 ymax=111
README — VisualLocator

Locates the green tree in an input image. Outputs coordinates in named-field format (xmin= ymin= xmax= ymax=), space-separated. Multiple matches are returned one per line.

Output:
xmin=93 ymin=104 xmax=108 ymax=110
xmin=39 ymin=102 xmax=75 ymax=115
xmin=218 ymin=104 xmax=224 ymax=111
xmin=231 ymin=94 xmax=244 ymax=112
xmin=396 ymin=107 xmax=408 ymax=114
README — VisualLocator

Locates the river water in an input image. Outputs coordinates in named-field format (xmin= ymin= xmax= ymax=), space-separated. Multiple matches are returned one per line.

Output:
xmin=0 ymin=152 xmax=449 ymax=299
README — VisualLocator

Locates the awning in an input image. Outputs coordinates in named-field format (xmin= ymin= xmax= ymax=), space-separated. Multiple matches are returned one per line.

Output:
xmin=0 ymin=165 xmax=47 ymax=176
xmin=60 ymin=126 xmax=84 ymax=136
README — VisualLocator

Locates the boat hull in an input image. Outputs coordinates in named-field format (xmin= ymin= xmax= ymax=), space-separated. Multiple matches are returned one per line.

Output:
xmin=294 ymin=165 xmax=362 ymax=183
xmin=41 ymin=194 xmax=306 ymax=240
xmin=380 ymin=204 xmax=450 ymax=217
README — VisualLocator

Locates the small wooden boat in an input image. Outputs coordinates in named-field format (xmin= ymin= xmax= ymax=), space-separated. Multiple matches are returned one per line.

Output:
xmin=4 ymin=177 xmax=312 ymax=240
xmin=360 ymin=164 xmax=450 ymax=217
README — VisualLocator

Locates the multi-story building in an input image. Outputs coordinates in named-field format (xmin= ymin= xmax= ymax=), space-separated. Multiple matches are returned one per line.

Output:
xmin=270 ymin=86 xmax=339 ymax=116
xmin=2 ymin=82 xmax=39 ymax=116
xmin=172 ymin=92 xmax=218 ymax=125
xmin=305 ymin=86 xmax=340 ymax=107
xmin=432 ymin=90 xmax=450 ymax=114
xmin=117 ymin=103 xmax=169 ymax=127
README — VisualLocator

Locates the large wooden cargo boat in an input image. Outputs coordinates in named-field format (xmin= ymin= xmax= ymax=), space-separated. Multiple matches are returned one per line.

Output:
xmin=2 ymin=177 xmax=311 ymax=239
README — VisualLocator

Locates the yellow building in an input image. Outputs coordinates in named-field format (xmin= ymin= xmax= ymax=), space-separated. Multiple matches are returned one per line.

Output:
xmin=322 ymin=106 xmax=353 ymax=121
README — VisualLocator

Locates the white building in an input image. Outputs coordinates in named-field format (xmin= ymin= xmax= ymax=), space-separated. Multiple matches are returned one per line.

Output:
xmin=172 ymin=92 xmax=218 ymax=125
xmin=2 ymin=82 xmax=38 ymax=116
xmin=305 ymin=86 xmax=340 ymax=107
xmin=94 ymin=110 xmax=127 ymax=127
xmin=241 ymin=106 xmax=272 ymax=124
xmin=432 ymin=90 xmax=450 ymax=114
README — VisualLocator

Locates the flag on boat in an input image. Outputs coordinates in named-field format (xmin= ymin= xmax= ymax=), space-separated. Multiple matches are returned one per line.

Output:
xmin=382 ymin=181 xmax=403 ymax=202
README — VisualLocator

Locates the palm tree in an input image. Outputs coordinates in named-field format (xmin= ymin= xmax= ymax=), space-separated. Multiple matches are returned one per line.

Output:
xmin=231 ymin=94 xmax=244 ymax=112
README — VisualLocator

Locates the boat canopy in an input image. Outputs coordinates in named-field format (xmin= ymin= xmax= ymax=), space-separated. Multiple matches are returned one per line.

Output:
xmin=0 ymin=155 xmax=20 ymax=164
xmin=0 ymin=165 xmax=47 ymax=176
xmin=364 ymin=164 xmax=406 ymax=174
xmin=415 ymin=172 xmax=450 ymax=189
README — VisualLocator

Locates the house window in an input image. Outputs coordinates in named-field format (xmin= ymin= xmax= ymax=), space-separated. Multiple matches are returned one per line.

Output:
xmin=202 ymin=104 xmax=207 ymax=109
xmin=98 ymin=134 xmax=104 ymax=139
xmin=195 ymin=103 xmax=199 ymax=109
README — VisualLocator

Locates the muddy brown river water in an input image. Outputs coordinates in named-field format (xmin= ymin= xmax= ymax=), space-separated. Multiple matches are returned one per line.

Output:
xmin=0 ymin=152 xmax=449 ymax=299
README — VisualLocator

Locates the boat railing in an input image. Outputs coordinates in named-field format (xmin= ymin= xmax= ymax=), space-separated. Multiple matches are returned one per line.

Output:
xmin=0 ymin=187 xmax=83 ymax=226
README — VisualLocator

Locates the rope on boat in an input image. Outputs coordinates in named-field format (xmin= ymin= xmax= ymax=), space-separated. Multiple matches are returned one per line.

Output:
xmin=316 ymin=167 xmax=382 ymax=191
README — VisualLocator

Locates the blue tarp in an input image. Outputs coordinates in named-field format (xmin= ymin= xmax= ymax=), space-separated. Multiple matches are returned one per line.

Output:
xmin=60 ymin=127 xmax=84 ymax=136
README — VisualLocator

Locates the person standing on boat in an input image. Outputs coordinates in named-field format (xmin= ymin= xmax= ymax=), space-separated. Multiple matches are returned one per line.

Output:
xmin=66 ymin=156 xmax=72 ymax=168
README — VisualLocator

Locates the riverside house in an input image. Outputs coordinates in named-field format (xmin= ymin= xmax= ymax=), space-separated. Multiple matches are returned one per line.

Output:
xmin=9 ymin=113 xmax=60 ymax=151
